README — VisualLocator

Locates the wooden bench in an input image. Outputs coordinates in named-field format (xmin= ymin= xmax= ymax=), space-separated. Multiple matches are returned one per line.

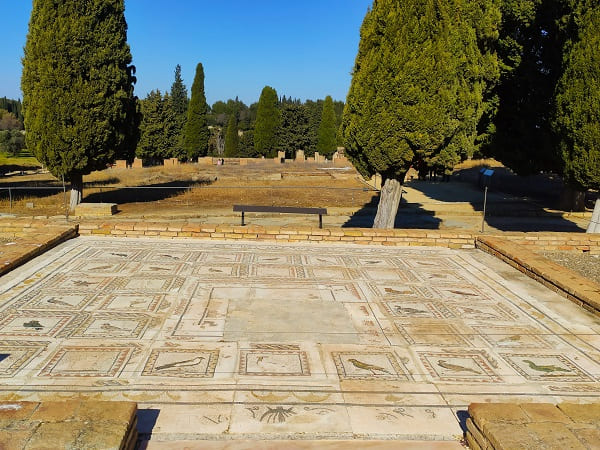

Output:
xmin=233 ymin=205 xmax=328 ymax=228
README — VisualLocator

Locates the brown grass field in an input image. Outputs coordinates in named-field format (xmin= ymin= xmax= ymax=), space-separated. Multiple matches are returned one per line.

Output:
xmin=0 ymin=161 xmax=378 ymax=217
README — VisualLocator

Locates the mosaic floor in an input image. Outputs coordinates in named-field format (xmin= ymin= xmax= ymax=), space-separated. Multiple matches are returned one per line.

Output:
xmin=0 ymin=237 xmax=599 ymax=443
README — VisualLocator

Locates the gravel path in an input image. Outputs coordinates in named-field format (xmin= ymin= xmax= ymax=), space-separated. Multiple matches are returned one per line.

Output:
xmin=540 ymin=250 xmax=600 ymax=285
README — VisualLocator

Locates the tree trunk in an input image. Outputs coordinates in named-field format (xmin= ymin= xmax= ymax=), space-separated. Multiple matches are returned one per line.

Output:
xmin=69 ymin=173 xmax=83 ymax=211
xmin=587 ymin=199 xmax=600 ymax=233
xmin=373 ymin=177 xmax=402 ymax=229
xmin=558 ymin=185 xmax=586 ymax=212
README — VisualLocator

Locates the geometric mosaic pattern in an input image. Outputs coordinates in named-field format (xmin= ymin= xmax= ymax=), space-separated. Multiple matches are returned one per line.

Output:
xmin=0 ymin=237 xmax=599 ymax=440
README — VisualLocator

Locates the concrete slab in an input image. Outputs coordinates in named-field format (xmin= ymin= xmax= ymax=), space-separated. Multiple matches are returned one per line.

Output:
xmin=0 ymin=237 xmax=599 ymax=445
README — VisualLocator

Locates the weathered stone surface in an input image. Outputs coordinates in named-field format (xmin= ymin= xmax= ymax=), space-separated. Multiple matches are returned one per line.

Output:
xmin=520 ymin=403 xmax=572 ymax=424
xmin=0 ymin=402 xmax=39 ymax=423
xmin=567 ymin=424 xmax=600 ymax=449
xmin=525 ymin=422 xmax=586 ymax=450
xmin=74 ymin=202 xmax=118 ymax=217
xmin=77 ymin=401 xmax=137 ymax=425
xmin=0 ymin=429 xmax=36 ymax=450
xmin=469 ymin=403 xmax=529 ymax=429
xmin=466 ymin=418 xmax=488 ymax=449
xmin=483 ymin=423 xmax=533 ymax=450
xmin=558 ymin=403 xmax=600 ymax=424
xmin=30 ymin=401 xmax=81 ymax=423
xmin=75 ymin=421 xmax=134 ymax=450
xmin=25 ymin=421 xmax=85 ymax=450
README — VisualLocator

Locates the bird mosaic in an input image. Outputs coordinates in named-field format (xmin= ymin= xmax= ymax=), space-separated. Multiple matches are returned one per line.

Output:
xmin=437 ymin=359 xmax=481 ymax=375
xmin=347 ymin=358 xmax=392 ymax=375
xmin=523 ymin=360 xmax=571 ymax=373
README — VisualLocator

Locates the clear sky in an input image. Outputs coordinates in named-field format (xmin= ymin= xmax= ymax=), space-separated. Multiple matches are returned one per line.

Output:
xmin=1 ymin=0 xmax=372 ymax=106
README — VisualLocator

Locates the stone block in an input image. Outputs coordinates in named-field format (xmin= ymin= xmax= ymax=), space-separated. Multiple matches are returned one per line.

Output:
xmin=0 ymin=429 xmax=35 ymax=449
xmin=26 ymin=421 xmax=85 ymax=450
xmin=469 ymin=403 xmax=529 ymax=429
xmin=74 ymin=203 xmax=117 ymax=217
xmin=131 ymin=158 xmax=143 ymax=169
xmin=520 ymin=403 xmax=571 ymax=424
xmin=30 ymin=401 xmax=80 ymax=423
xmin=484 ymin=422 xmax=533 ymax=450
xmin=114 ymin=159 xmax=128 ymax=169
xmin=525 ymin=422 xmax=586 ymax=449
xmin=0 ymin=402 xmax=39 ymax=423
xmin=558 ymin=403 xmax=600 ymax=424
xmin=77 ymin=401 xmax=137 ymax=425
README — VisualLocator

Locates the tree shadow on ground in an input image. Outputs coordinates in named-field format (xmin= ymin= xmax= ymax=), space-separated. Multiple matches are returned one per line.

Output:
xmin=342 ymin=192 xmax=443 ymax=229
xmin=83 ymin=179 xmax=214 ymax=204
xmin=405 ymin=173 xmax=587 ymax=232
xmin=0 ymin=178 xmax=122 ymax=202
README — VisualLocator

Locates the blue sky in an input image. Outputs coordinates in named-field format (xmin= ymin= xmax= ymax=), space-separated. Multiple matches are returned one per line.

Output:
xmin=1 ymin=0 xmax=372 ymax=105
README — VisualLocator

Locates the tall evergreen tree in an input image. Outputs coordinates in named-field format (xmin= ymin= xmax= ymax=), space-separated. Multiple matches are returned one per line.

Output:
xmin=170 ymin=64 xmax=188 ymax=158
xmin=136 ymin=90 xmax=178 ymax=161
xmin=183 ymin=62 xmax=209 ymax=159
xmin=276 ymin=103 xmax=311 ymax=158
xmin=22 ymin=0 xmax=139 ymax=210
xmin=317 ymin=95 xmax=337 ymax=157
xmin=254 ymin=86 xmax=280 ymax=157
xmin=487 ymin=0 xmax=570 ymax=175
xmin=343 ymin=0 xmax=500 ymax=228
xmin=553 ymin=1 xmax=600 ymax=204
xmin=224 ymin=112 xmax=239 ymax=157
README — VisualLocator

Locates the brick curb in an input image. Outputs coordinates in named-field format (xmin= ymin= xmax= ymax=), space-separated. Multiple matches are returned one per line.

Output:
xmin=476 ymin=236 xmax=600 ymax=315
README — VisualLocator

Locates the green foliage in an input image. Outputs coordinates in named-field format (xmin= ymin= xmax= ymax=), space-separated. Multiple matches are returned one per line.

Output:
xmin=343 ymin=0 xmax=500 ymax=180
xmin=0 ymin=110 xmax=22 ymax=130
xmin=276 ymin=103 xmax=311 ymax=158
xmin=136 ymin=90 xmax=179 ymax=161
xmin=183 ymin=62 xmax=209 ymax=159
xmin=487 ymin=0 xmax=570 ymax=174
xmin=224 ymin=112 xmax=239 ymax=157
xmin=170 ymin=64 xmax=188 ymax=157
xmin=553 ymin=2 xmax=600 ymax=191
xmin=0 ymin=130 xmax=26 ymax=156
xmin=0 ymin=98 xmax=23 ymax=124
xmin=254 ymin=86 xmax=280 ymax=157
xmin=317 ymin=95 xmax=337 ymax=157
xmin=21 ymin=0 xmax=139 ymax=182
xmin=238 ymin=130 xmax=256 ymax=157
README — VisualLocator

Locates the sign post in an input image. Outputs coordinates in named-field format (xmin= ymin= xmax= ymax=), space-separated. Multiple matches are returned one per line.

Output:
xmin=481 ymin=169 xmax=494 ymax=233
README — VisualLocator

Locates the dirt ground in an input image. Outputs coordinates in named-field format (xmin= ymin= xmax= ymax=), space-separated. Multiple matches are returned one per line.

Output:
xmin=0 ymin=162 xmax=377 ymax=217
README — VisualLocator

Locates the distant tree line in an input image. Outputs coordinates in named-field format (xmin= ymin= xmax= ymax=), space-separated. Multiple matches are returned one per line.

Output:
xmin=136 ymin=70 xmax=344 ymax=161
xmin=0 ymin=98 xmax=25 ymax=155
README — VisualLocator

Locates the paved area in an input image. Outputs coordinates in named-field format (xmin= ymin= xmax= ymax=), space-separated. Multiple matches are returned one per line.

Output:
xmin=0 ymin=237 xmax=599 ymax=445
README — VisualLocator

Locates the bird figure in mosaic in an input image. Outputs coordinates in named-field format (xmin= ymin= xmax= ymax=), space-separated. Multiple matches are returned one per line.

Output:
xmin=110 ymin=252 xmax=128 ymax=257
xmin=45 ymin=297 xmax=73 ymax=307
xmin=394 ymin=306 xmax=427 ymax=316
xmin=497 ymin=335 xmax=521 ymax=345
xmin=384 ymin=288 xmax=409 ymax=295
xmin=522 ymin=360 xmax=571 ymax=373
xmin=437 ymin=360 xmax=481 ymax=375
xmin=100 ymin=322 xmax=128 ymax=333
xmin=347 ymin=358 xmax=391 ymax=375
xmin=155 ymin=356 xmax=204 ymax=371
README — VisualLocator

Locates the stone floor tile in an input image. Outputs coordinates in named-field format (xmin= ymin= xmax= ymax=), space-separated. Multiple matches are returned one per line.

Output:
xmin=347 ymin=406 xmax=459 ymax=439
xmin=558 ymin=402 xmax=600 ymax=424
xmin=24 ymin=421 xmax=85 ymax=450
xmin=143 ymin=439 xmax=466 ymax=449
xmin=151 ymin=404 xmax=233 ymax=437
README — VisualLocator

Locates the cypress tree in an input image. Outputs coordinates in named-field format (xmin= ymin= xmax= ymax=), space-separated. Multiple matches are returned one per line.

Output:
xmin=183 ymin=62 xmax=209 ymax=160
xmin=276 ymin=103 xmax=311 ymax=158
xmin=254 ymin=86 xmax=280 ymax=157
xmin=136 ymin=90 xmax=178 ymax=162
xmin=224 ymin=112 xmax=239 ymax=157
xmin=22 ymin=0 xmax=139 ymax=210
xmin=170 ymin=64 xmax=188 ymax=158
xmin=317 ymin=95 xmax=337 ymax=157
xmin=343 ymin=0 xmax=500 ymax=228
xmin=553 ymin=2 xmax=600 ymax=205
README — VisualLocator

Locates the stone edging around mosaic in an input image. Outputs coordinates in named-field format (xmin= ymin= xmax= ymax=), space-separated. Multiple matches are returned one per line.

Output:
xmin=0 ymin=400 xmax=137 ymax=449
xmin=477 ymin=236 xmax=600 ymax=316
xmin=466 ymin=402 xmax=600 ymax=450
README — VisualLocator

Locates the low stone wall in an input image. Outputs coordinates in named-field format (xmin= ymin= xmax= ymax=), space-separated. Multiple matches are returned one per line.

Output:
xmin=477 ymin=236 xmax=600 ymax=315
xmin=0 ymin=401 xmax=137 ymax=449
xmin=77 ymin=222 xmax=477 ymax=248
xmin=0 ymin=221 xmax=79 ymax=276
xmin=467 ymin=402 xmax=600 ymax=450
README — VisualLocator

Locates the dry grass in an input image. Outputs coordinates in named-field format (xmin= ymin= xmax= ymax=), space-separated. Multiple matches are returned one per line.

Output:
xmin=0 ymin=161 xmax=377 ymax=217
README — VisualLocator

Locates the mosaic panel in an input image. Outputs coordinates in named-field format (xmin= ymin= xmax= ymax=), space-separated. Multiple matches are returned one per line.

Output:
xmin=359 ymin=267 xmax=419 ymax=283
xmin=379 ymin=300 xmax=455 ymax=319
xmin=96 ymin=293 xmax=164 ymax=312
xmin=413 ymin=270 xmax=467 ymax=284
xmin=417 ymin=350 xmax=502 ymax=383
xmin=0 ymin=340 xmax=48 ymax=377
xmin=136 ymin=262 xmax=187 ymax=275
xmin=402 ymin=256 xmax=460 ymax=270
xmin=249 ymin=265 xmax=305 ymax=279
xmin=500 ymin=353 xmax=595 ymax=382
xmin=38 ymin=346 xmax=133 ymax=377
xmin=73 ymin=261 xmax=129 ymax=274
xmin=78 ymin=248 xmax=146 ymax=261
xmin=475 ymin=325 xmax=553 ymax=349
xmin=394 ymin=321 xmax=472 ymax=347
xmin=239 ymin=348 xmax=310 ymax=376
xmin=0 ymin=313 xmax=73 ymax=337
xmin=37 ymin=274 xmax=114 ymax=292
xmin=69 ymin=313 xmax=154 ymax=339
xmin=444 ymin=303 xmax=521 ymax=322
xmin=365 ymin=283 xmax=436 ymax=300
xmin=13 ymin=291 xmax=95 ymax=311
xmin=301 ymin=255 xmax=345 ymax=266
xmin=332 ymin=351 xmax=411 ymax=381
xmin=142 ymin=348 xmax=219 ymax=378
xmin=253 ymin=254 xmax=297 ymax=265
xmin=108 ymin=276 xmax=185 ymax=293
xmin=305 ymin=267 xmax=355 ymax=281
xmin=197 ymin=252 xmax=245 ymax=264
xmin=432 ymin=286 xmax=492 ymax=302
xmin=143 ymin=250 xmax=199 ymax=263
xmin=192 ymin=265 xmax=242 ymax=278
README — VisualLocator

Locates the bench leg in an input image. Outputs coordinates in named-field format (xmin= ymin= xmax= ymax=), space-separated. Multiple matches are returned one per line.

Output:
xmin=319 ymin=214 xmax=322 ymax=229
xmin=241 ymin=211 xmax=245 ymax=226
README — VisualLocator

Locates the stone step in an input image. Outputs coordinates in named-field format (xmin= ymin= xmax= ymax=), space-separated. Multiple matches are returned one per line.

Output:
xmin=142 ymin=439 xmax=464 ymax=449
xmin=74 ymin=202 xmax=118 ymax=216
